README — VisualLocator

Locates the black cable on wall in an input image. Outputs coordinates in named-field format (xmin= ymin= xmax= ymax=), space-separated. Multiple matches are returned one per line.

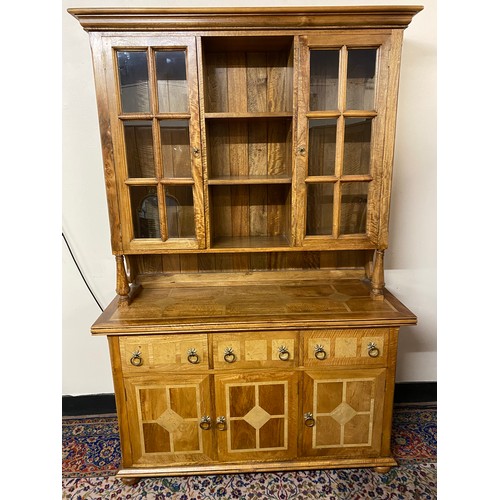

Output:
xmin=62 ymin=232 xmax=104 ymax=312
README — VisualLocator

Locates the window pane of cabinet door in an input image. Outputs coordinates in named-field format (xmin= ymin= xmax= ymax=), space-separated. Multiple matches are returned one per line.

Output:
xmin=104 ymin=36 xmax=205 ymax=251
xmin=155 ymin=51 xmax=189 ymax=113
xmin=117 ymin=51 xmax=150 ymax=113
xmin=297 ymin=34 xmax=391 ymax=247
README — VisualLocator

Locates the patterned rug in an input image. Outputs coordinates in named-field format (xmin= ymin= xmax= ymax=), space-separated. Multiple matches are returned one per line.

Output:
xmin=62 ymin=403 xmax=436 ymax=499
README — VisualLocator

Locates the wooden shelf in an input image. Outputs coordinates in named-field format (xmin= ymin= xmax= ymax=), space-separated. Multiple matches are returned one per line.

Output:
xmin=208 ymin=175 xmax=292 ymax=185
xmin=211 ymin=235 xmax=290 ymax=249
xmin=205 ymin=112 xmax=293 ymax=119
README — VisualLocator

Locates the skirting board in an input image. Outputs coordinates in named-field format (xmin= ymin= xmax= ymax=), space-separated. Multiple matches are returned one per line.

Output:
xmin=62 ymin=381 xmax=436 ymax=416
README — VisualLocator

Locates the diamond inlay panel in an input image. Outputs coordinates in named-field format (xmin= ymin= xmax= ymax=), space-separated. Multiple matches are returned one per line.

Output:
xmin=312 ymin=377 xmax=376 ymax=449
xmin=330 ymin=401 xmax=357 ymax=425
xmin=156 ymin=407 xmax=185 ymax=433
xmin=243 ymin=405 xmax=271 ymax=430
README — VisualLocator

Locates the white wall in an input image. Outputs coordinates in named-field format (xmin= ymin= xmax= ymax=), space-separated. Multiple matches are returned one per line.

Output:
xmin=62 ymin=0 xmax=436 ymax=395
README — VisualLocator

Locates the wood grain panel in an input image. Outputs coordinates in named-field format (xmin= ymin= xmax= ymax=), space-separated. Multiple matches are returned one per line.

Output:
xmin=120 ymin=334 xmax=209 ymax=372
xmin=212 ymin=331 xmax=297 ymax=370
xmin=215 ymin=371 xmax=298 ymax=461
xmin=124 ymin=373 xmax=214 ymax=466
xmin=302 ymin=329 xmax=388 ymax=367
xmin=301 ymin=368 xmax=385 ymax=458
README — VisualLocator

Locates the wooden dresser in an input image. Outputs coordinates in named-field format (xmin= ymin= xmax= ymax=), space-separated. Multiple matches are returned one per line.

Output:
xmin=69 ymin=6 xmax=422 ymax=483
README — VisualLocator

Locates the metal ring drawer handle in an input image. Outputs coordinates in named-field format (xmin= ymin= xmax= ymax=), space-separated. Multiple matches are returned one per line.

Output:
xmin=278 ymin=345 xmax=290 ymax=361
xmin=304 ymin=412 xmax=315 ymax=427
xmin=223 ymin=347 xmax=236 ymax=363
xmin=367 ymin=342 xmax=380 ymax=358
xmin=216 ymin=416 xmax=227 ymax=431
xmin=187 ymin=348 xmax=200 ymax=364
xmin=130 ymin=351 xmax=143 ymax=366
xmin=199 ymin=416 xmax=211 ymax=430
xmin=314 ymin=344 xmax=327 ymax=360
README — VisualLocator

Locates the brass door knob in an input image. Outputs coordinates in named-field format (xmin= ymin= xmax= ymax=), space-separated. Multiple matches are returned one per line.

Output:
xmin=130 ymin=350 xmax=143 ymax=366
xmin=187 ymin=348 xmax=200 ymax=364
xmin=304 ymin=412 xmax=315 ymax=427
xmin=367 ymin=342 xmax=380 ymax=358
xmin=223 ymin=347 xmax=236 ymax=363
xmin=278 ymin=345 xmax=290 ymax=361
xmin=216 ymin=416 xmax=227 ymax=431
xmin=199 ymin=416 xmax=211 ymax=430
xmin=314 ymin=344 xmax=327 ymax=360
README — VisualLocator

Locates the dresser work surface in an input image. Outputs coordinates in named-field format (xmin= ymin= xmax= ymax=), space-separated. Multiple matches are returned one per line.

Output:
xmin=92 ymin=274 xmax=416 ymax=335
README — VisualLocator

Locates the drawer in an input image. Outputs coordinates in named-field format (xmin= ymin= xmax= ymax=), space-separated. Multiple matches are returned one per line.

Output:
xmin=212 ymin=331 xmax=298 ymax=369
xmin=119 ymin=334 xmax=209 ymax=372
xmin=302 ymin=329 xmax=389 ymax=367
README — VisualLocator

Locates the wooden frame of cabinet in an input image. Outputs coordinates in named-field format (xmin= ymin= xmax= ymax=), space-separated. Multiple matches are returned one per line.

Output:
xmin=69 ymin=6 xmax=422 ymax=483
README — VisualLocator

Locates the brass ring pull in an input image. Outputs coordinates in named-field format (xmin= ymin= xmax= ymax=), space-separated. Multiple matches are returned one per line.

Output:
xmin=187 ymin=348 xmax=200 ymax=364
xmin=223 ymin=347 xmax=236 ymax=364
xmin=199 ymin=416 xmax=211 ymax=430
xmin=297 ymin=145 xmax=306 ymax=155
xmin=216 ymin=416 xmax=226 ymax=431
xmin=130 ymin=351 xmax=143 ymax=366
xmin=192 ymin=146 xmax=200 ymax=157
xmin=314 ymin=344 xmax=327 ymax=360
xmin=304 ymin=412 xmax=315 ymax=427
xmin=367 ymin=342 xmax=380 ymax=358
xmin=278 ymin=345 xmax=290 ymax=361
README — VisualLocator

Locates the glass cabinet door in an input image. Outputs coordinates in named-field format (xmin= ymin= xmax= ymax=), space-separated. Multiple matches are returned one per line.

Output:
xmin=104 ymin=36 xmax=205 ymax=251
xmin=297 ymin=34 xmax=391 ymax=248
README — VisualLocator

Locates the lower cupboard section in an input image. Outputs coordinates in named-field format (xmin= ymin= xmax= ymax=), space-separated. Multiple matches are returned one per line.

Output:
xmin=121 ymin=368 xmax=387 ymax=468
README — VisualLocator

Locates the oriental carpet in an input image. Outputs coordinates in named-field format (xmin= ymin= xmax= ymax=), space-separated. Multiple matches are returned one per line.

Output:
xmin=62 ymin=403 xmax=436 ymax=499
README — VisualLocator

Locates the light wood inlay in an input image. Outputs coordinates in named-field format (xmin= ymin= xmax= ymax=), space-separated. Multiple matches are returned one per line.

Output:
xmin=244 ymin=340 xmax=267 ymax=361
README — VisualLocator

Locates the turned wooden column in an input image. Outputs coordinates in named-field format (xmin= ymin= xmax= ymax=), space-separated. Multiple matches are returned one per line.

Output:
xmin=115 ymin=254 xmax=130 ymax=306
xmin=370 ymin=249 xmax=385 ymax=300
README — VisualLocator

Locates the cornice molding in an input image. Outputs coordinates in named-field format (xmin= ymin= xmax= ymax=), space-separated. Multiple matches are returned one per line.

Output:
xmin=68 ymin=6 xmax=423 ymax=32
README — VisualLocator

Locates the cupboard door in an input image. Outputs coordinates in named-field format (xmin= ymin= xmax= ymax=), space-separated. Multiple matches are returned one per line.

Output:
xmin=296 ymin=32 xmax=394 ymax=249
xmin=214 ymin=371 xmax=298 ymax=462
xmin=301 ymin=368 xmax=385 ymax=458
xmin=102 ymin=35 xmax=205 ymax=252
xmin=123 ymin=374 xmax=215 ymax=467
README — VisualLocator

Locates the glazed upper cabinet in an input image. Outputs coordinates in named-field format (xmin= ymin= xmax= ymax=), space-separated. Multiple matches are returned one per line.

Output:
xmin=87 ymin=17 xmax=408 ymax=256
xmin=297 ymin=32 xmax=394 ymax=248
xmin=100 ymin=35 xmax=205 ymax=251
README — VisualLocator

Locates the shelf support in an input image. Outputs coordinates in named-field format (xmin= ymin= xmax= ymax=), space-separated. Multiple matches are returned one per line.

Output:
xmin=116 ymin=254 xmax=130 ymax=306
xmin=370 ymin=249 xmax=385 ymax=300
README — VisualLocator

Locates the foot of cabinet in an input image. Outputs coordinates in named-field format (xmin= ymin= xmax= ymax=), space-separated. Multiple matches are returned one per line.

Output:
xmin=120 ymin=477 xmax=140 ymax=486
xmin=373 ymin=466 xmax=392 ymax=473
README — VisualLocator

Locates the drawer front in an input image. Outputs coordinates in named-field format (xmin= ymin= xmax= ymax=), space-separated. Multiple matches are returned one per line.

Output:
xmin=212 ymin=331 xmax=298 ymax=369
xmin=302 ymin=329 xmax=389 ymax=367
xmin=119 ymin=334 xmax=209 ymax=372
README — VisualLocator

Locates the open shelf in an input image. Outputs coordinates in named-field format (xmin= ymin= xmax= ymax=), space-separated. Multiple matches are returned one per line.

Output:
xmin=206 ymin=117 xmax=292 ymax=180
xmin=208 ymin=175 xmax=292 ymax=185
xmin=205 ymin=112 xmax=293 ymax=119
xmin=209 ymin=183 xmax=291 ymax=249
xmin=202 ymin=36 xmax=294 ymax=114
xmin=210 ymin=235 xmax=290 ymax=249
